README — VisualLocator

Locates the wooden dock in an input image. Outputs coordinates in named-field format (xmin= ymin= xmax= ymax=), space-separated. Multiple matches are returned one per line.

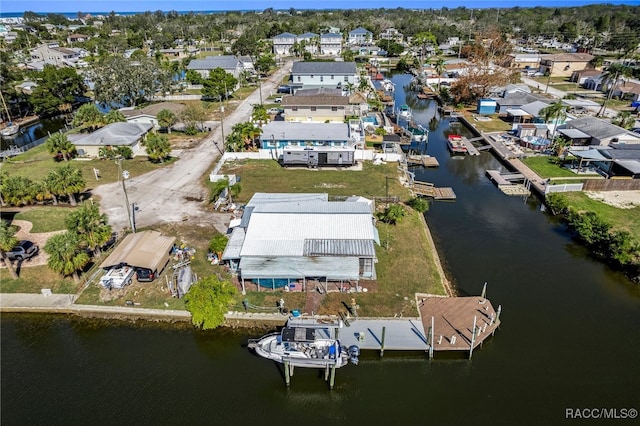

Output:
xmin=412 ymin=181 xmax=456 ymax=200
xmin=406 ymin=155 xmax=439 ymax=167
xmin=417 ymin=294 xmax=501 ymax=353
xmin=460 ymin=136 xmax=480 ymax=156
xmin=486 ymin=170 xmax=531 ymax=196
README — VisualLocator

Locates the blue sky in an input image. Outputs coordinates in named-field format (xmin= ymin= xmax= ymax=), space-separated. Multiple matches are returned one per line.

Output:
xmin=2 ymin=1 xmax=638 ymax=14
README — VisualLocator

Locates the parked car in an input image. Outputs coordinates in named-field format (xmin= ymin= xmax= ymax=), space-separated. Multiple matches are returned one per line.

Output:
xmin=135 ymin=267 xmax=157 ymax=282
xmin=277 ymin=85 xmax=291 ymax=94
xmin=267 ymin=108 xmax=282 ymax=115
xmin=6 ymin=241 xmax=39 ymax=262
xmin=274 ymin=97 xmax=283 ymax=103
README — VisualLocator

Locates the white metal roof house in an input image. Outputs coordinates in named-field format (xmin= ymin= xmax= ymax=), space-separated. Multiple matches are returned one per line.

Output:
xmin=259 ymin=121 xmax=350 ymax=149
xmin=319 ymin=33 xmax=343 ymax=56
xmin=281 ymin=94 xmax=349 ymax=123
xmin=273 ymin=32 xmax=297 ymax=56
xmin=291 ymin=61 xmax=358 ymax=91
xmin=223 ymin=193 xmax=378 ymax=292
xmin=348 ymin=27 xmax=373 ymax=45
xmin=71 ymin=122 xmax=153 ymax=157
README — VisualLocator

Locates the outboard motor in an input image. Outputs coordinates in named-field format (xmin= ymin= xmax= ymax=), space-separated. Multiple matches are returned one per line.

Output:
xmin=348 ymin=345 xmax=360 ymax=365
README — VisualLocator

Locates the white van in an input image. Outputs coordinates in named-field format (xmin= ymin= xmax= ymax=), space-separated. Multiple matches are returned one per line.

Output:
xmin=100 ymin=265 xmax=135 ymax=289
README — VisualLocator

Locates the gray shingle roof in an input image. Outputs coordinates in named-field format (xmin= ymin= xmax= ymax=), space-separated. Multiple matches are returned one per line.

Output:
xmin=567 ymin=117 xmax=631 ymax=140
xmin=187 ymin=55 xmax=239 ymax=71
xmin=274 ymin=32 xmax=297 ymax=39
xmin=282 ymin=95 xmax=348 ymax=106
xmin=292 ymin=61 xmax=356 ymax=75
xmin=349 ymin=27 xmax=372 ymax=35
xmin=73 ymin=122 xmax=153 ymax=147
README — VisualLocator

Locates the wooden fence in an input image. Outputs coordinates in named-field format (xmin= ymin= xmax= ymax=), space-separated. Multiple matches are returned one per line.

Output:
xmin=582 ymin=179 xmax=640 ymax=191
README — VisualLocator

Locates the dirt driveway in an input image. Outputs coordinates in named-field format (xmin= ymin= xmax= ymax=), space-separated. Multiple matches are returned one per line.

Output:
xmin=0 ymin=220 xmax=63 ymax=268
xmin=93 ymin=61 xmax=293 ymax=232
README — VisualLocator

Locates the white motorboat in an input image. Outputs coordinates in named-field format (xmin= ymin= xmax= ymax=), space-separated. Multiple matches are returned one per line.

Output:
xmin=249 ymin=326 xmax=360 ymax=368
xmin=397 ymin=104 xmax=412 ymax=121
xmin=0 ymin=123 xmax=20 ymax=137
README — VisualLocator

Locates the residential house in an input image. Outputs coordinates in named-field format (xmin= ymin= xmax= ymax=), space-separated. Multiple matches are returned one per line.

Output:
xmin=612 ymin=81 xmax=640 ymax=102
xmin=496 ymin=92 xmax=549 ymax=114
xmin=238 ymin=56 xmax=255 ymax=74
xmin=120 ymin=102 xmax=186 ymax=130
xmin=281 ymin=93 xmax=348 ymax=123
xmin=186 ymin=55 xmax=243 ymax=88
xmin=348 ymin=27 xmax=373 ymax=45
xmin=570 ymin=69 xmax=601 ymax=86
xmin=583 ymin=75 xmax=604 ymax=91
xmin=540 ymin=53 xmax=594 ymax=77
xmin=568 ymin=144 xmax=640 ymax=178
xmin=505 ymin=100 xmax=552 ymax=124
xmin=297 ymin=32 xmax=319 ymax=55
xmin=503 ymin=54 xmax=541 ymax=72
xmin=67 ymin=33 xmax=89 ymax=44
xmin=30 ymin=43 xmax=80 ymax=66
xmin=379 ymin=28 xmax=403 ymax=43
xmin=222 ymin=192 xmax=378 ymax=292
xmin=290 ymin=61 xmax=358 ymax=91
xmin=259 ymin=121 xmax=350 ymax=149
xmin=562 ymin=117 xmax=640 ymax=146
xmin=70 ymin=122 xmax=153 ymax=157
xmin=320 ymin=33 xmax=342 ymax=56
xmin=273 ymin=32 xmax=297 ymax=56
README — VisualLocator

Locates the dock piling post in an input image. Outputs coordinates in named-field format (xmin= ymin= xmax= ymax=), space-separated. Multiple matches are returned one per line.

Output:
xmin=325 ymin=364 xmax=330 ymax=380
xmin=284 ymin=360 xmax=290 ymax=387
xmin=469 ymin=315 xmax=477 ymax=359
xmin=430 ymin=316 xmax=435 ymax=359
xmin=480 ymin=282 xmax=487 ymax=303
xmin=380 ymin=326 xmax=386 ymax=357
xmin=496 ymin=305 xmax=502 ymax=323
xmin=329 ymin=365 xmax=336 ymax=390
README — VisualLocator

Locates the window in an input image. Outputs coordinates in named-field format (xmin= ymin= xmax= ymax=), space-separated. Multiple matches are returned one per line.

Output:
xmin=320 ymin=76 xmax=323 ymax=82
xmin=331 ymin=106 xmax=338 ymax=111
xmin=269 ymin=140 xmax=277 ymax=147
xmin=331 ymin=75 xmax=334 ymax=80
xmin=344 ymin=76 xmax=348 ymax=82
xmin=297 ymin=76 xmax=301 ymax=82
xmin=311 ymin=75 xmax=314 ymax=79
xmin=292 ymin=106 xmax=298 ymax=111
xmin=311 ymin=107 xmax=317 ymax=111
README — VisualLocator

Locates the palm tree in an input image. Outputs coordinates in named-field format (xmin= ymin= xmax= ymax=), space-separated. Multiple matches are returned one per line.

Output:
xmin=597 ymin=63 xmax=633 ymax=117
xmin=432 ymin=57 xmax=446 ymax=91
xmin=540 ymin=100 xmax=567 ymax=142
xmin=54 ymin=164 xmax=85 ymax=206
xmin=45 ymin=132 xmax=76 ymax=161
xmin=612 ymin=111 xmax=636 ymax=130
xmin=144 ymin=133 xmax=172 ymax=162
xmin=104 ymin=109 xmax=126 ymax=124
xmin=157 ymin=109 xmax=177 ymax=133
xmin=251 ymin=104 xmax=269 ymax=127
xmin=44 ymin=231 xmax=90 ymax=283
xmin=65 ymin=201 xmax=113 ymax=256
xmin=1 ymin=175 xmax=37 ymax=206
xmin=72 ymin=103 xmax=104 ymax=131
xmin=0 ymin=221 xmax=19 ymax=279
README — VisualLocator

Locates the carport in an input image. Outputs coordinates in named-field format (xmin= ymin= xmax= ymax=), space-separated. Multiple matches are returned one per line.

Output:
xmin=100 ymin=230 xmax=176 ymax=274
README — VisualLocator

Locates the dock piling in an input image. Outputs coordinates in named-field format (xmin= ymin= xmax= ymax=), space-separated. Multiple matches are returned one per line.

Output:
xmin=469 ymin=315 xmax=477 ymax=359
xmin=329 ymin=365 xmax=336 ymax=390
xmin=380 ymin=326 xmax=386 ymax=357
xmin=284 ymin=360 xmax=290 ymax=387
xmin=428 ymin=316 xmax=434 ymax=359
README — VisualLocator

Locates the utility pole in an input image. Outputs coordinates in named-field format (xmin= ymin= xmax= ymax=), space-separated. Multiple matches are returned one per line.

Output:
xmin=117 ymin=158 xmax=134 ymax=232
xmin=220 ymin=105 xmax=225 ymax=148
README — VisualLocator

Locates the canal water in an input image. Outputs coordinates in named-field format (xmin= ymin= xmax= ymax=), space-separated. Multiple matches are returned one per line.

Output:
xmin=2 ymin=73 xmax=639 ymax=425
xmin=0 ymin=116 xmax=68 ymax=151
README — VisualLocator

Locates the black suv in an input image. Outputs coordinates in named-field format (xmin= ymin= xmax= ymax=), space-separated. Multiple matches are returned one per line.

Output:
xmin=135 ymin=268 xmax=156 ymax=282
xmin=6 ymin=241 xmax=39 ymax=262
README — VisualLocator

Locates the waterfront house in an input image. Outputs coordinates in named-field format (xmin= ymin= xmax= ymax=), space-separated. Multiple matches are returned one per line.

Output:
xmin=30 ymin=43 xmax=80 ymax=67
xmin=71 ymin=122 xmax=153 ymax=157
xmin=348 ymin=27 xmax=373 ymax=45
xmin=258 ymin=121 xmax=350 ymax=149
xmin=186 ymin=55 xmax=243 ymax=86
xmin=273 ymin=32 xmax=297 ymax=56
xmin=222 ymin=193 xmax=378 ymax=292
xmin=568 ymin=144 xmax=640 ymax=179
xmin=562 ymin=117 xmax=640 ymax=146
xmin=540 ymin=53 xmax=594 ymax=77
xmin=496 ymin=92 xmax=549 ymax=114
xmin=379 ymin=28 xmax=403 ymax=43
xmin=290 ymin=61 xmax=358 ymax=91
xmin=281 ymin=93 xmax=349 ymax=123
xmin=319 ymin=33 xmax=343 ymax=56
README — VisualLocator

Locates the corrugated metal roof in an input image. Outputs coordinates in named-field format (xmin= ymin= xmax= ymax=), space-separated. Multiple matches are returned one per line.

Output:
xmin=240 ymin=213 xmax=374 ymax=256
xmin=304 ymin=239 xmax=375 ymax=257
xmin=239 ymin=256 xmax=359 ymax=280
xmin=187 ymin=55 xmax=239 ymax=71
xmin=260 ymin=122 xmax=349 ymax=142
xmin=222 ymin=227 xmax=245 ymax=260
xmin=282 ymin=96 xmax=348 ymax=106
xmin=100 ymin=231 xmax=175 ymax=272
xmin=246 ymin=193 xmax=328 ymax=207
xmin=253 ymin=201 xmax=371 ymax=214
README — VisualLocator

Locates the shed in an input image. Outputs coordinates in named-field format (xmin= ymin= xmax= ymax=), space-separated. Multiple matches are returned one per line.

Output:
xmin=100 ymin=231 xmax=176 ymax=274
xmin=477 ymin=98 xmax=497 ymax=115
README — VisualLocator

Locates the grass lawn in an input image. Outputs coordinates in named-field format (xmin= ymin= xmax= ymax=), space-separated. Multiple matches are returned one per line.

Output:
xmin=554 ymin=192 xmax=640 ymax=240
xmin=2 ymin=144 xmax=175 ymax=185
xmin=0 ymin=264 xmax=79 ymax=294
xmin=461 ymin=110 xmax=512 ymax=133
xmin=0 ymin=206 xmax=71 ymax=232
xmin=522 ymin=156 xmax=599 ymax=179
xmin=220 ymin=160 xmax=411 ymax=202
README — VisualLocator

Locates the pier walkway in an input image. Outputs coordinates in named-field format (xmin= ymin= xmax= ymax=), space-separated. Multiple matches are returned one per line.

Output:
xmin=460 ymin=136 xmax=480 ymax=156
xmin=412 ymin=181 xmax=456 ymax=200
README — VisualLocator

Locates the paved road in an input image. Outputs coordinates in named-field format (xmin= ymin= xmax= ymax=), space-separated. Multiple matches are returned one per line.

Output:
xmin=521 ymin=77 xmax=617 ymax=118
xmin=94 ymin=61 xmax=293 ymax=231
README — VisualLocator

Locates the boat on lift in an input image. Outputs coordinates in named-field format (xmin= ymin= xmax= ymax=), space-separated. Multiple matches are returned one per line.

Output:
xmin=248 ymin=325 xmax=360 ymax=369
xmin=447 ymin=134 xmax=468 ymax=154
xmin=0 ymin=91 xmax=19 ymax=137
xmin=397 ymin=104 xmax=412 ymax=121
